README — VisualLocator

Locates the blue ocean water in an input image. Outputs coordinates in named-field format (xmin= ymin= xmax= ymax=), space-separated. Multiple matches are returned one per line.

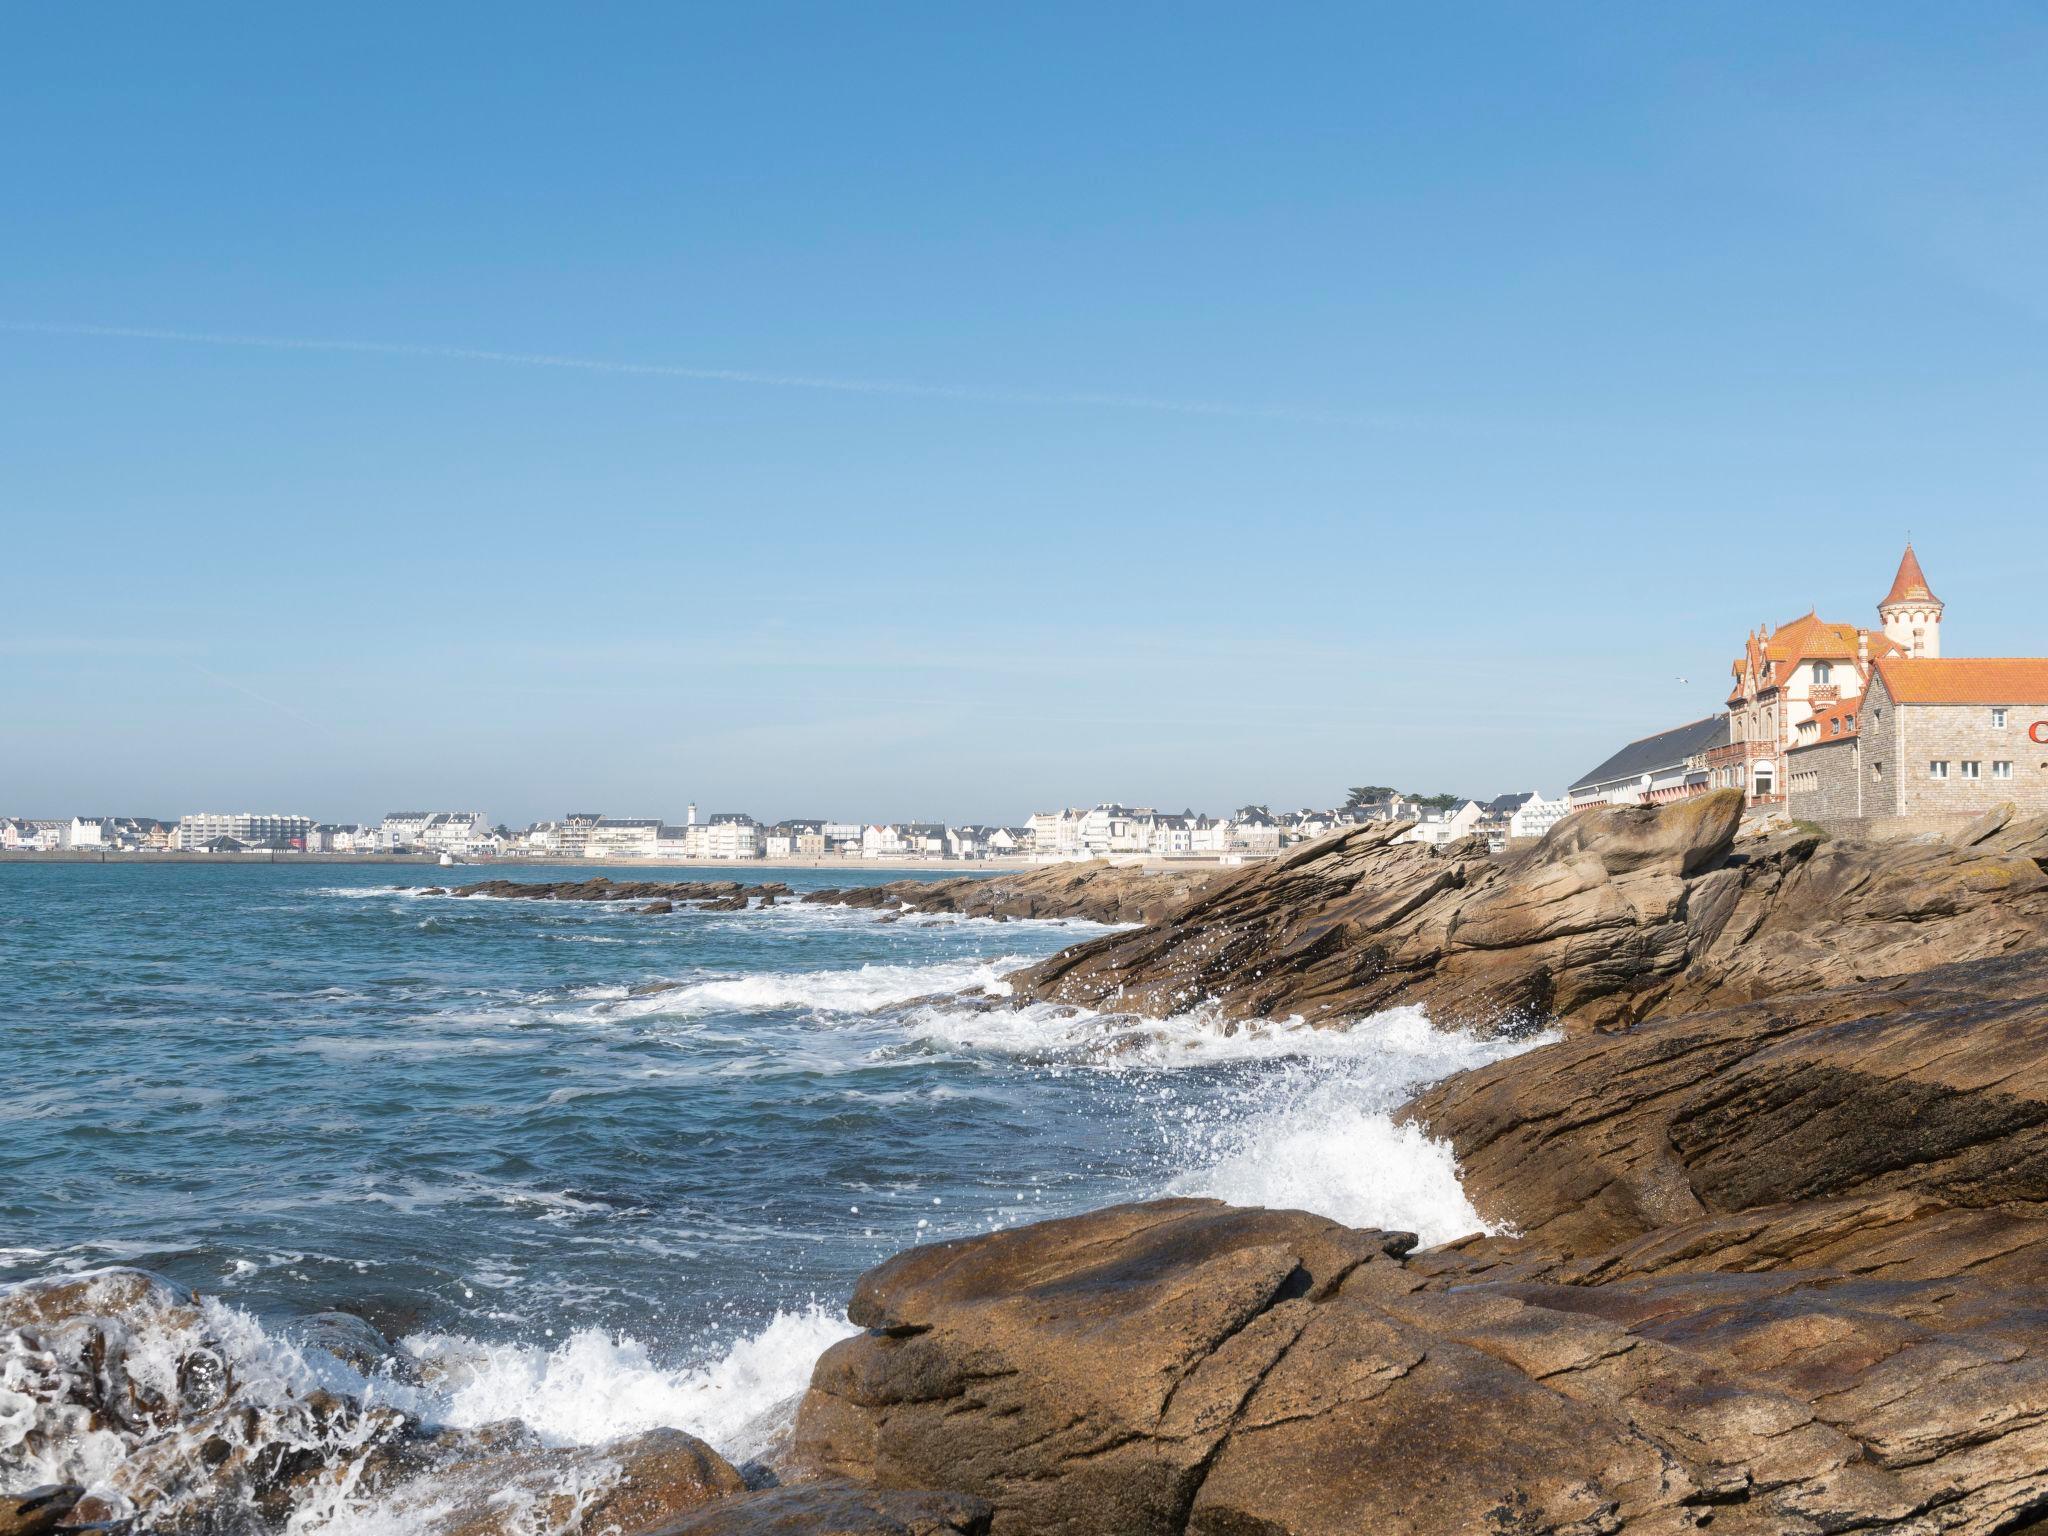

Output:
xmin=0 ymin=861 xmax=1530 ymax=1462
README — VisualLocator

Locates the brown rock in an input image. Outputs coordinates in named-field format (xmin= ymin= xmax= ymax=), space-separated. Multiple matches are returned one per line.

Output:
xmin=0 ymin=1486 xmax=81 ymax=1536
xmin=1006 ymin=793 xmax=2048 ymax=1033
xmin=644 ymin=1485 xmax=991 ymax=1535
xmin=807 ymin=862 xmax=1218 ymax=927
xmin=791 ymin=1192 xmax=2048 ymax=1536
xmin=1406 ymin=946 xmax=2048 ymax=1258
xmin=402 ymin=1426 xmax=747 ymax=1536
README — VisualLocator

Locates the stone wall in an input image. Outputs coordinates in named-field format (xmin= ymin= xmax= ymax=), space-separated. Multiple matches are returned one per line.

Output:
xmin=1892 ymin=702 xmax=2048 ymax=817
xmin=1786 ymin=735 xmax=1864 ymax=822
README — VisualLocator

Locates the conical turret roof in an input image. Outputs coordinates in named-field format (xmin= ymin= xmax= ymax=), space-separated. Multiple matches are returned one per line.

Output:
xmin=1882 ymin=543 xmax=1939 ymax=607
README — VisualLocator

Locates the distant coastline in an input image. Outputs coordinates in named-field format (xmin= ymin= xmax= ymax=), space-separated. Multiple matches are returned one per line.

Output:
xmin=0 ymin=849 xmax=1076 ymax=871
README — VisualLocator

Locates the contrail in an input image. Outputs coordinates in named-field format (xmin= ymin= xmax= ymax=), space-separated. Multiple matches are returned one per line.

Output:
xmin=0 ymin=319 xmax=1414 ymax=428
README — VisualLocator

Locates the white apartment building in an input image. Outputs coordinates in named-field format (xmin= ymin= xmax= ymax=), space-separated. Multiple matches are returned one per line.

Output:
xmin=823 ymin=822 xmax=864 ymax=857
xmin=701 ymin=814 xmax=763 ymax=860
xmin=1228 ymin=808 xmax=1284 ymax=855
xmin=176 ymin=812 xmax=316 ymax=850
xmin=1507 ymin=792 xmax=1573 ymax=841
xmin=1027 ymin=809 xmax=1086 ymax=860
xmin=64 ymin=817 xmax=111 ymax=849
xmin=416 ymin=812 xmax=493 ymax=856
xmin=584 ymin=819 xmax=661 ymax=858
xmin=1397 ymin=800 xmax=1485 ymax=848
xmin=861 ymin=824 xmax=909 ymax=858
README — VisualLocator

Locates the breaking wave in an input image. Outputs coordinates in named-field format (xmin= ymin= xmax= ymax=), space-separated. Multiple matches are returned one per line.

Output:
xmin=0 ymin=1270 xmax=854 ymax=1533
xmin=590 ymin=957 xmax=1020 ymax=1020
xmin=896 ymin=1000 xmax=1546 ymax=1244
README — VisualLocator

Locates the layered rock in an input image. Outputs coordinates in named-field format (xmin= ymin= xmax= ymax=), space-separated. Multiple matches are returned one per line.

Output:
xmin=1010 ymin=794 xmax=2048 ymax=1031
xmin=436 ymin=877 xmax=792 ymax=909
xmin=427 ymin=861 xmax=1213 ymax=926
xmin=790 ymin=1190 xmax=2048 ymax=1536
xmin=804 ymin=863 xmax=1217 ymax=927
xmin=1404 ymin=944 xmax=2048 ymax=1259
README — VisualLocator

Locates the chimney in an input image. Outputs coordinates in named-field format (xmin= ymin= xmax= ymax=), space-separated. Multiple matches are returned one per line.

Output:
xmin=1857 ymin=630 xmax=1869 ymax=665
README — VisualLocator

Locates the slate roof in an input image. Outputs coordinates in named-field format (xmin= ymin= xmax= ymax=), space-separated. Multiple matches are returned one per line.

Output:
xmin=1569 ymin=716 xmax=1727 ymax=793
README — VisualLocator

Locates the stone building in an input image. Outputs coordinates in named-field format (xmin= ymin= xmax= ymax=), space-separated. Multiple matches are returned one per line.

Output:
xmin=1710 ymin=546 xmax=1934 ymax=806
xmin=1786 ymin=657 xmax=2048 ymax=829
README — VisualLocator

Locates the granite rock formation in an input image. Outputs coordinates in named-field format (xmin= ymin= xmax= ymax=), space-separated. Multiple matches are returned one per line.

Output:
xmin=804 ymin=863 xmax=1217 ymax=927
xmin=1011 ymin=793 xmax=2048 ymax=1032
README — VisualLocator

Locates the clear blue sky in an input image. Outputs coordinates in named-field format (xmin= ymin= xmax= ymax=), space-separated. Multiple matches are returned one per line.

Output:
xmin=5 ymin=4 xmax=2045 ymax=825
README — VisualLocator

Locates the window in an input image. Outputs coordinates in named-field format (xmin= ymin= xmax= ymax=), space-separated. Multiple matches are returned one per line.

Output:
xmin=1872 ymin=762 xmax=1884 ymax=781
xmin=1994 ymin=761 xmax=2014 ymax=780
xmin=1830 ymin=718 xmax=1841 ymax=736
xmin=1929 ymin=760 xmax=1950 ymax=779
xmin=1962 ymin=761 xmax=1981 ymax=780
xmin=1812 ymin=662 xmax=1833 ymax=685
xmin=1994 ymin=709 xmax=2009 ymax=728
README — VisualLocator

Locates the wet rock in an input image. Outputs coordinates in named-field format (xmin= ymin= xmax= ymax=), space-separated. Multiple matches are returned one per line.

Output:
xmin=1007 ymin=794 xmax=2048 ymax=1033
xmin=806 ymin=863 xmax=1217 ymax=926
xmin=640 ymin=900 xmax=675 ymax=914
xmin=644 ymin=1485 xmax=992 ymax=1535
xmin=298 ymin=1308 xmax=423 ymax=1383
xmin=0 ymin=1485 xmax=81 ymax=1536
xmin=402 ymin=1426 xmax=748 ymax=1536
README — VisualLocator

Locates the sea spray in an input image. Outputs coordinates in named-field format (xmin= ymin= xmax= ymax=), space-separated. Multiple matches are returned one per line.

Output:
xmin=404 ymin=1305 xmax=854 ymax=1461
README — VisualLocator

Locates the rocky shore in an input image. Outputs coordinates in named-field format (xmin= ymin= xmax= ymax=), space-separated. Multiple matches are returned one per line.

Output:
xmin=1011 ymin=791 xmax=2048 ymax=1032
xmin=15 ymin=798 xmax=2048 ymax=1533
xmin=426 ymin=860 xmax=1217 ymax=926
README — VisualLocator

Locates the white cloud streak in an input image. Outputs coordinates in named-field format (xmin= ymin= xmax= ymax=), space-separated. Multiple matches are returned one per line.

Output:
xmin=0 ymin=319 xmax=1419 ymax=428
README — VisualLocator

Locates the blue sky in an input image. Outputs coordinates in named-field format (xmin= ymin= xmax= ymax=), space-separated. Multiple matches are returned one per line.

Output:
xmin=5 ymin=4 xmax=2046 ymax=824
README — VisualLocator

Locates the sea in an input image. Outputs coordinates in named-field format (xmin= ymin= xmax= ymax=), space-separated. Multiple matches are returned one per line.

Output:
xmin=0 ymin=861 xmax=1540 ymax=1524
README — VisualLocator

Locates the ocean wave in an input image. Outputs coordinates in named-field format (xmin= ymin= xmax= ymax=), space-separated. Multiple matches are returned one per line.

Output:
xmin=404 ymin=1305 xmax=853 ymax=1461
xmin=892 ymin=1001 xmax=1545 ymax=1244
xmin=1 ymin=1269 xmax=853 ymax=1534
xmin=591 ymin=957 xmax=1022 ymax=1022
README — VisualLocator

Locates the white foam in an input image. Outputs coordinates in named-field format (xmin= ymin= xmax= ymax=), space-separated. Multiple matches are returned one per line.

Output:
xmin=598 ymin=957 xmax=1022 ymax=1021
xmin=405 ymin=1305 xmax=855 ymax=1461
xmin=893 ymin=1000 xmax=1546 ymax=1244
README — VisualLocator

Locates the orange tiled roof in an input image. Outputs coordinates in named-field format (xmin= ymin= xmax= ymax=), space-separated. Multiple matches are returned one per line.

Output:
xmin=1882 ymin=543 xmax=1940 ymax=607
xmin=1874 ymin=657 xmax=2048 ymax=705
xmin=1812 ymin=699 xmax=1860 ymax=739
xmin=1763 ymin=611 xmax=1863 ymax=663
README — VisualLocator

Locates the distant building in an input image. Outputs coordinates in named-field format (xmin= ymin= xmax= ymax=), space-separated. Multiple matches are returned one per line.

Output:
xmin=585 ymin=818 xmax=661 ymax=858
xmin=1787 ymin=657 xmax=2048 ymax=825
xmin=1569 ymin=717 xmax=1726 ymax=807
xmin=1227 ymin=806 xmax=1283 ymax=855
xmin=1507 ymin=792 xmax=1573 ymax=841
xmin=701 ymin=814 xmax=763 ymax=860
xmin=64 ymin=817 xmax=111 ymax=849
xmin=176 ymin=812 xmax=314 ymax=851
xmin=1714 ymin=546 xmax=1931 ymax=806
xmin=1397 ymin=800 xmax=1485 ymax=848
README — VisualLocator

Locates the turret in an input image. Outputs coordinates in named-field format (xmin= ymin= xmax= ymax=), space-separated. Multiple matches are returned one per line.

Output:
xmin=1879 ymin=543 xmax=1942 ymax=659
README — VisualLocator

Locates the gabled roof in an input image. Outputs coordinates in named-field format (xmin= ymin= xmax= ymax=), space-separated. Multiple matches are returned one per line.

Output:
xmin=1792 ymin=699 xmax=1862 ymax=751
xmin=1882 ymin=543 xmax=1940 ymax=608
xmin=1569 ymin=716 xmax=1727 ymax=792
xmin=1764 ymin=612 xmax=1863 ymax=664
xmin=1874 ymin=657 xmax=2048 ymax=706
